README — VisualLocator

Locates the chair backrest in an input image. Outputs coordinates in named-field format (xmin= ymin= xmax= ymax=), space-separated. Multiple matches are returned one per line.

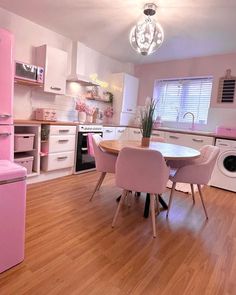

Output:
xmin=174 ymin=145 xmax=220 ymax=184
xmin=116 ymin=147 xmax=170 ymax=194
xmin=92 ymin=134 xmax=117 ymax=173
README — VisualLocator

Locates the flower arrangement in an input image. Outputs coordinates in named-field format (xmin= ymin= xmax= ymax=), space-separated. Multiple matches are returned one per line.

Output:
xmin=75 ymin=100 xmax=86 ymax=113
xmin=140 ymin=97 xmax=157 ymax=146
xmin=104 ymin=106 xmax=114 ymax=118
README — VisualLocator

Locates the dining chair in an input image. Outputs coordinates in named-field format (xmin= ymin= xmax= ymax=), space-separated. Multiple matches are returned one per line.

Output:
xmin=90 ymin=134 xmax=117 ymax=201
xmin=167 ymin=145 xmax=220 ymax=219
xmin=112 ymin=147 xmax=170 ymax=238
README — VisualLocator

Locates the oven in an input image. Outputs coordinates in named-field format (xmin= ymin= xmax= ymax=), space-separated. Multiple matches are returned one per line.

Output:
xmin=74 ymin=125 xmax=103 ymax=173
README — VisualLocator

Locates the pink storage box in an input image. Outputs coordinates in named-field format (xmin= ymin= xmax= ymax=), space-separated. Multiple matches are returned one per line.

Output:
xmin=14 ymin=155 xmax=34 ymax=174
xmin=14 ymin=134 xmax=35 ymax=152
xmin=35 ymin=108 xmax=57 ymax=121
xmin=216 ymin=126 xmax=236 ymax=137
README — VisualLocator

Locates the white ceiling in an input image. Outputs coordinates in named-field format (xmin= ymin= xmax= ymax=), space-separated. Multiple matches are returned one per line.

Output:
xmin=1 ymin=0 xmax=236 ymax=64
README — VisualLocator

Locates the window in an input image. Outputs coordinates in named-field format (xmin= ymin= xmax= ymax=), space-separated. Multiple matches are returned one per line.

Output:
xmin=153 ymin=77 xmax=213 ymax=124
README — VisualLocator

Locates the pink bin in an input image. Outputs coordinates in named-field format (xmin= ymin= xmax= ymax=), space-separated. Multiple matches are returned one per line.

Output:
xmin=14 ymin=155 xmax=34 ymax=174
xmin=14 ymin=134 xmax=35 ymax=152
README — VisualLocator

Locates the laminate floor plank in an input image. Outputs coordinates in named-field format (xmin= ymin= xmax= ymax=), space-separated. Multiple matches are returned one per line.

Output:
xmin=0 ymin=172 xmax=236 ymax=294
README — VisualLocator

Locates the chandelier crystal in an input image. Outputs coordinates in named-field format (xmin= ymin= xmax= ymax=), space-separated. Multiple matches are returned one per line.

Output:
xmin=130 ymin=3 xmax=164 ymax=56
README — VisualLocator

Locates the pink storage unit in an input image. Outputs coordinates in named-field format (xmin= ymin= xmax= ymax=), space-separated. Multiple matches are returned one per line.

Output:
xmin=0 ymin=28 xmax=14 ymax=161
xmin=0 ymin=160 xmax=26 ymax=273
xmin=216 ymin=126 xmax=236 ymax=137
xmin=14 ymin=155 xmax=34 ymax=174
xmin=14 ymin=133 xmax=35 ymax=152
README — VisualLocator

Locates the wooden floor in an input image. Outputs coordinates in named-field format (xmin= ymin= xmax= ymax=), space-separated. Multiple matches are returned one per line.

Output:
xmin=0 ymin=172 xmax=236 ymax=294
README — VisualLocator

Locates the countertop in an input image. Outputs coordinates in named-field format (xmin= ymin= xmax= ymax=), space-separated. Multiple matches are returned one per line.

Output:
xmin=14 ymin=119 xmax=236 ymax=140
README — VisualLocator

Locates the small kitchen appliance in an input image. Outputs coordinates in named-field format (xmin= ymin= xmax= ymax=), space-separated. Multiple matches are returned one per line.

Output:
xmin=15 ymin=61 xmax=44 ymax=84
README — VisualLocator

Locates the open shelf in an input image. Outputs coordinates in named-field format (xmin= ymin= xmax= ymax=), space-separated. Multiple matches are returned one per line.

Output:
xmin=85 ymin=96 xmax=111 ymax=103
xmin=14 ymin=77 xmax=43 ymax=87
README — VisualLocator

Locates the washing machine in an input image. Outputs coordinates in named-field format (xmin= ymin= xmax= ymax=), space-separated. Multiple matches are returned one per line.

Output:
xmin=210 ymin=138 xmax=236 ymax=192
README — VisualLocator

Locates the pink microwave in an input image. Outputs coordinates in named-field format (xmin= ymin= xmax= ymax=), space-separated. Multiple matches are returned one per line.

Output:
xmin=15 ymin=61 xmax=44 ymax=83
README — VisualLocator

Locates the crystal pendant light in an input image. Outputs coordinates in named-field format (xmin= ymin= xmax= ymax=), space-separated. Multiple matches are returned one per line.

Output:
xmin=130 ymin=3 xmax=164 ymax=56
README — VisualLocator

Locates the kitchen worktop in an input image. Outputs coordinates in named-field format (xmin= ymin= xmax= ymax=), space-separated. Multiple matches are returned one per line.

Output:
xmin=14 ymin=119 xmax=236 ymax=140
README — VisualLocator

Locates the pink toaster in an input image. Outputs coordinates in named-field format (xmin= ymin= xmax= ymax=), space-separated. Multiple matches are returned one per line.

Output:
xmin=216 ymin=126 xmax=236 ymax=137
xmin=35 ymin=108 xmax=57 ymax=121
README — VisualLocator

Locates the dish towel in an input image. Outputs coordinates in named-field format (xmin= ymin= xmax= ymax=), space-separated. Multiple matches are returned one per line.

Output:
xmin=87 ymin=133 xmax=95 ymax=156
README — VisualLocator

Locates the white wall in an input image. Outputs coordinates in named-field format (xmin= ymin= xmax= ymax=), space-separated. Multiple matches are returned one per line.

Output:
xmin=0 ymin=7 xmax=134 ymax=120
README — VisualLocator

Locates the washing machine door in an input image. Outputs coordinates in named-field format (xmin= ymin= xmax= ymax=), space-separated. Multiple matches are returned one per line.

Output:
xmin=217 ymin=150 xmax=236 ymax=177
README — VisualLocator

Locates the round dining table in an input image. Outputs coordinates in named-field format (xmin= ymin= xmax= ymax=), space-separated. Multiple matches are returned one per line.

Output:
xmin=99 ymin=139 xmax=201 ymax=218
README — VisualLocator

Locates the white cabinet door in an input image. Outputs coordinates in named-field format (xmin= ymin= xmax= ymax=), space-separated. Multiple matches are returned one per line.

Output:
xmin=129 ymin=128 xmax=142 ymax=140
xmin=122 ymin=74 xmax=139 ymax=114
xmin=103 ymin=127 xmax=116 ymax=140
xmin=36 ymin=45 xmax=68 ymax=95
xmin=115 ymin=127 xmax=129 ymax=140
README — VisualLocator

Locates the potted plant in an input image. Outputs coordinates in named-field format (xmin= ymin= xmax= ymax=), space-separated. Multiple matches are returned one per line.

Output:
xmin=140 ymin=97 xmax=157 ymax=147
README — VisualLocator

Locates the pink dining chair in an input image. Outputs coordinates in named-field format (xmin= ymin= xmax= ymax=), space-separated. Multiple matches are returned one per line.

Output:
xmin=112 ymin=147 xmax=170 ymax=238
xmin=90 ymin=134 xmax=117 ymax=201
xmin=167 ymin=145 xmax=220 ymax=219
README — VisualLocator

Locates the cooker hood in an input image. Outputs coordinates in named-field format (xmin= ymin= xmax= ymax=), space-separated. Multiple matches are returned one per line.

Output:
xmin=67 ymin=42 xmax=99 ymax=86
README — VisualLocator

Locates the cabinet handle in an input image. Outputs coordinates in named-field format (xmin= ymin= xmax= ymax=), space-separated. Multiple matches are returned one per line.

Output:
xmin=0 ymin=132 xmax=11 ymax=136
xmin=219 ymin=143 xmax=228 ymax=146
xmin=192 ymin=138 xmax=204 ymax=143
xmin=0 ymin=113 xmax=11 ymax=119
xmin=169 ymin=135 xmax=179 ymax=139
xmin=127 ymin=108 xmax=133 ymax=112
xmin=58 ymin=139 xmax=69 ymax=143
xmin=57 ymin=156 xmax=68 ymax=160
xmin=59 ymin=129 xmax=69 ymax=133
xmin=106 ymin=130 xmax=112 ymax=133
xmin=134 ymin=131 xmax=140 ymax=134
xmin=50 ymin=86 xmax=61 ymax=91
xmin=152 ymin=134 xmax=161 ymax=137
xmin=118 ymin=130 xmax=124 ymax=133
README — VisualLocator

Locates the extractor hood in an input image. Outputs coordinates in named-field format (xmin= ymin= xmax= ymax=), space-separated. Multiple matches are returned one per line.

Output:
xmin=67 ymin=41 xmax=99 ymax=86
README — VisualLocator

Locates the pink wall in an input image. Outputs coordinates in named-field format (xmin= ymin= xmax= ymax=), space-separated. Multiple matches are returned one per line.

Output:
xmin=135 ymin=53 xmax=236 ymax=109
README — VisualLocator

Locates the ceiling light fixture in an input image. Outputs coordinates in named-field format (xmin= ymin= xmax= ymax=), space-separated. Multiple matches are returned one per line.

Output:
xmin=130 ymin=3 xmax=164 ymax=56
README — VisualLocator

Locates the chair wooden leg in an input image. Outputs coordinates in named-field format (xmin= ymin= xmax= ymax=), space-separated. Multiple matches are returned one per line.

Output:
xmin=150 ymin=194 xmax=157 ymax=238
xmin=155 ymin=194 xmax=160 ymax=214
xmin=89 ymin=172 xmax=106 ymax=201
xmin=112 ymin=190 xmax=127 ymax=227
xmin=166 ymin=182 xmax=176 ymax=218
xmin=197 ymin=184 xmax=208 ymax=220
xmin=190 ymin=184 xmax=195 ymax=204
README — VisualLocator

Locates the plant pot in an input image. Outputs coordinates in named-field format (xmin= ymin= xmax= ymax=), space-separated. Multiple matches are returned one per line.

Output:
xmin=78 ymin=111 xmax=86 ymax=123
xmin=141 ymin=137 xmax=150 ymax=147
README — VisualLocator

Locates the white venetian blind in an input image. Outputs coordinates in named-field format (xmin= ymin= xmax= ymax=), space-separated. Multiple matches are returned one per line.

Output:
xmin=153 ymin=77 xmax=213 ymax=124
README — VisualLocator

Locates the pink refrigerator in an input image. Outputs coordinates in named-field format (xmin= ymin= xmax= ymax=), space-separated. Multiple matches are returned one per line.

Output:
xmin=0 ymin=28 xmax=14 ymax=161
xmin=0 ymin=28 xmax=27 ymax=273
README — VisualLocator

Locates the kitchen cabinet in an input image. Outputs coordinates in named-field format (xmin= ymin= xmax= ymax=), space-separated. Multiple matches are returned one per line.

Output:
xmin=128 ymin=128 xmax=142 ymax=140
xmin=115 ymin=127 xmax=129 ymax=140
xmin=41 ymin=125 xmax=76 ymax=172
xmin=36 ymin=45 xmax=68 ymax=95
xmin=151 ymin=130 xmax=166 ymax=140
xmin=110 ymin=73 xmax=139 ymax=124
xmin=103 ymin=127 xmax=116 ymax=140
xmin=164 ymin=131 xmax=214 ymax=150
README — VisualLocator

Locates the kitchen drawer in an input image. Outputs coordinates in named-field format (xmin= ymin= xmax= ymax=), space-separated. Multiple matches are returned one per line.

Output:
xmin=152 ymin=130 xmax=165 ymax=139
xmin=49 ymin=125 xmax=76 ymax=135
xmin=116 ymin=127 xmax=129 ymax=140
xmin=129 ymin=128 xmax=142 ymax=140
xmin=184 ymin=134 xmax=214 ymax=150
xmin=103 ymin=127 xmax=116 ymax=140
xmin=48 ymin=135 xmax=75 ymax=153
xmin=41 ymin=151 xmax=74 ymax=171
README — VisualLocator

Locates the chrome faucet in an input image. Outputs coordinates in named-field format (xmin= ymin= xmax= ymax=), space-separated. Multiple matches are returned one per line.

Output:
xmin=183 ymin=112 xmax=195 ymax=130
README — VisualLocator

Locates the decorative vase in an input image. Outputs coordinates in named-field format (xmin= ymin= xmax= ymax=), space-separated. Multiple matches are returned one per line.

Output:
xmin=141 ymin=137 xmax=150 ymax=147
xmin=86 ymin=114 xmax=93 ymax=123
xmin=78 ymin=111 xmax=86 ymax=123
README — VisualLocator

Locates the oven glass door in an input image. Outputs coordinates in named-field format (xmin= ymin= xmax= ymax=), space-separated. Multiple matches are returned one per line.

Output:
xmin=76 ymin=131 xmax=102 ymax=172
